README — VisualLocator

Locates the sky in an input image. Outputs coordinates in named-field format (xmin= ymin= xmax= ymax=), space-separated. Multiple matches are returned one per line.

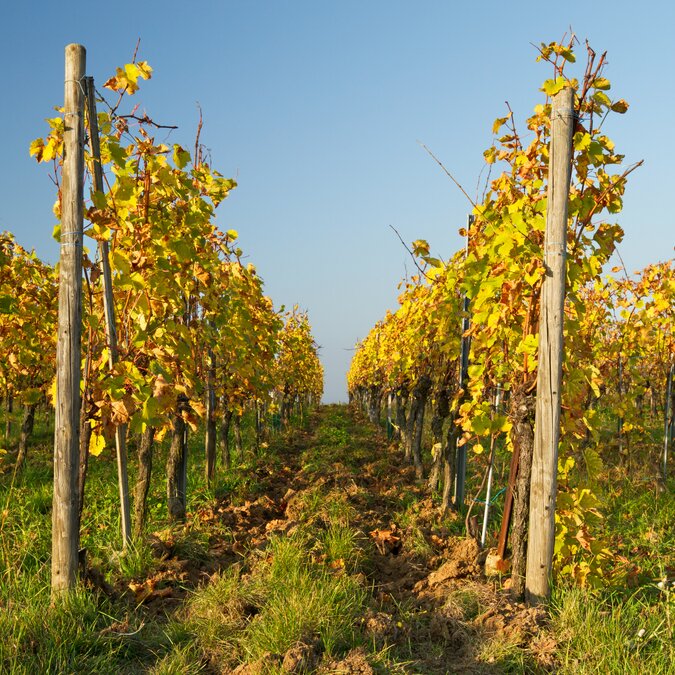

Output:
xmin=1 ymin=1 xmax=673 ymax=403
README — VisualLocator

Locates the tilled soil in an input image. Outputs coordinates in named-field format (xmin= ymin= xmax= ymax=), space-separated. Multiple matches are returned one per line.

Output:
xmin=118 ymin=407 xmax=557 ymax=673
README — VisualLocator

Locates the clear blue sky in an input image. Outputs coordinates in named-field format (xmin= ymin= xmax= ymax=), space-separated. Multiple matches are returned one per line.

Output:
xmin=1 ymin=1 xmax=673 ymax=402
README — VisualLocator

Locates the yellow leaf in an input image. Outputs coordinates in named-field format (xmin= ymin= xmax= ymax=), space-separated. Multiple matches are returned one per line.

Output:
xmin=592 ymin=77 xmax=611 ymax=91
xmin=542 ymin=77 xmax=567 ymax=97
xmin=49 ymin=377 xmax=57 ymax=406
xmin=89 ymin=431 xmax=106 ymax=457
xmin=29 ymin=138 xmax=44 ymax=161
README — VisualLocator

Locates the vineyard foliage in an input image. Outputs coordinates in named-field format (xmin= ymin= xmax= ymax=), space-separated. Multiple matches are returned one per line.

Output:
xmin=0 ymin=234 xmax=57 ymax=410
xmin=348 ymin=40 xmax=674 ymax=587
xmin=4 ymin=56 xmax=323 ymax=526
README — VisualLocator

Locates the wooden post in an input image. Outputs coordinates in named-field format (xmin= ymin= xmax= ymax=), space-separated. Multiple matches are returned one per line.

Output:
xmin=496 ymin=441 xmax=519 ymax=558
xmin=84 ymin=76 xmax=132 ymax=547
xmin=525 ymin=87 xmax=575 ymax=605
xmin=205 ymin=347 xmax=217 ymax=485
xmin=481 ymin=385 xmax=502 ymax=547
xmin=52 ymin=43 xmax=86 ymax=596
xmin=454 ymin=215 xmax=473 ymax=507
xmin=664 ymin=364 xmax=674 ymax=480
xmin=617 ymin=355 xmax=625 ymax=460
xmin=386 ymin=393 xmax=393 ymax=440
xmin=4 ymin=394 xmax=12 ymax=441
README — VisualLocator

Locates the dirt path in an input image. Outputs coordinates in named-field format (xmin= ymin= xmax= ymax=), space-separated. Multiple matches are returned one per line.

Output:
xmin=124 ymin=405 xmax=557 ymax=673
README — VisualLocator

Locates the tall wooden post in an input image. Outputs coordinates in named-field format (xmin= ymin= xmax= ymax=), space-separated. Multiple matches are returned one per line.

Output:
xmin=617 ymin=355 xmax=625 ymax=460
xmin=386 ymin=393 xmax=393 ymax=440
xmin=525 ymin=87 xmax=575 ymax=605
xmin=454 ymin=215 xmax=472 ymax=507
xmin=481 ymin=384 xmax=502 ymax=547
xmin=52 ymin=44 xmax=86 ymax=596
xmin=84 ymin=76 xmax=132 ymax=546
xmin=664 ymin=364 xmax=674 ymax=480
xmin=205 ymin=347 xmax=217 ymax=485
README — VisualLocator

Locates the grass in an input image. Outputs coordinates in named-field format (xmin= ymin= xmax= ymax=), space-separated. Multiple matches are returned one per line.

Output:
xmin=0 ymin=403 xmax=673 ymax=673
xmin=179 ymin=533 xmax=369 ymax=671
xmin=0 ymin=405 xmax=279 ymax=672
xmin=0 ymin=582 xmax=137 ymax=674
xmin=551 ymin=584 xmax=675 ymax=674
xmin=243 ymin=535 xmax=367 ymax=660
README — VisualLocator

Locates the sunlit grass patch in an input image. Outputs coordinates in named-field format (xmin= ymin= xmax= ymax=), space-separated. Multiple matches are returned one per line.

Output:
xmin=240 ymin=535 xmax=367 ymax=662
xmin=551 ymin=584 xmax=675 ymax=675
xmin=317 ymin=524 xmax=367 ymax=573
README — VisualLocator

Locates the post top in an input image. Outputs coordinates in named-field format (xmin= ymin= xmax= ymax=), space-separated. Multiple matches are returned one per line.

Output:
xmin=65 ymin=43 xmax=86 ymax=54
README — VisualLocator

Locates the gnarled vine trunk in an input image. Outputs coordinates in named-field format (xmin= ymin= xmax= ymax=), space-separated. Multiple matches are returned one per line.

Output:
xmin=4 ymin=394 xmax=12 ymax=441
xmin=77 ymin=401 xmax=95 ymax=531
xmin=167 ymin=396 xmax=189 ymax=522
xmin=133 ymin=426 xmax=155 ymax=539
xmin=367 ymin=385 xmax=381 ymax=425
xmin=428 ymin=387 xmax=450 ymax=492
xmin=509 ymin=391 xmax=536 ymax=599
xmin=220 ymin=407 xmax=233 ymax=470
xmin=441 ymin=413 xmax=460 ymax=514
xmin=395 ymin=391 xmax=407 ymax=445
xmin=409 ymin=375 xmax=431 ymax=479
xmin=14 ymin=403 xmax=37 ymax=473
xmin=234 ymin=415 xmax=243 ymax=458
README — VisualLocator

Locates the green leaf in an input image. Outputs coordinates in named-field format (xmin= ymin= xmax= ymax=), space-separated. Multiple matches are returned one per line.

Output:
xmin=592 ymin=91 xmax=612 ymax=109
xmin=0 ymin=295 xmax=13 ymax=313
xmin=559 ymin=48 xmax=576 ymax=63
xmin=111 ymin=250 xmax=131 ymax=275
xmin=173 ymin=144 xmax=191 ymax=169
xmin=542 ymin=77 xmax=567 ymax=96
xmin=107 ymin=140 xmax=128 ymax=168
xmin=470 ymin=414 xmax=491 ymax=436
xmin=92 ymin=190 xmax=107 ymax=210
xmin=574 ymin=132 xmax=591 ymax=151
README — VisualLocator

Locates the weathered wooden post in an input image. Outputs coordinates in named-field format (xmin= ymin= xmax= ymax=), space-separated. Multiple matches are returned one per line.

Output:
xmin=525 ymin=86 xmax=575 ymax=605
xmin=664 ymin=363 xmax=674 ymax=480
xmin=84 ymin=76 xmax=132 ymax=547
xmin=481 ymin=384 xmax=502 ymax=547
xmin=386 ymin=393 xmax=393 ymax=440
xmin=52 ymin=43 xmax=86 ymax=596
xmin=454 ymin=215 xmax=473 ymax=507
xmin=205 ymin=346 xmax=217 ymax=485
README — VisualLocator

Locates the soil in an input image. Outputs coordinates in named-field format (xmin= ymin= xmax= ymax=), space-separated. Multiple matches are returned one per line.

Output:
xmin=112 ymin=406 xmax=558 ymax=673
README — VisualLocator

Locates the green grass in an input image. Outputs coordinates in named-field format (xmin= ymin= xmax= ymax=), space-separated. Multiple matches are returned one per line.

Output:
xmin=243 ymin=535 xmax=367 ymax=660
xmin=551 ymin=584 xmax=675 ymax=674
xmin=0 ymin=405 xmax=286 ymax=672
xmin=180 ymin=533 xmax=369 ymax=671
xmin=0 ymin=581 xmax=141 ymax=674
xmin=0 ymin=403 xmax=673 ymax=673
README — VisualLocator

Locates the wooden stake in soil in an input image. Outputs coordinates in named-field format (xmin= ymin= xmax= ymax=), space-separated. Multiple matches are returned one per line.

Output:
xmin=84 ymin=76 xmax=132 ymax=547
xmin=664 ymin=363 xmax=674 ymax=480
xmin=205 ymin=346 xmax=217 ymax=485
xmin=52 ymin=43 xmax=86 ymax=596
xmin=454 ymin=215 xmax=472 ymax=507
xmin=525 ymin=87 xmax=575 ymax=605
xmin=481 ymin=385 xmax=502 ymax=547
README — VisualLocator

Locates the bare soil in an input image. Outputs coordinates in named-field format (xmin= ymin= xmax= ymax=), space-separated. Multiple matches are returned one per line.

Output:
xmin=113 ymin=407 xmax=558 ymax=672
